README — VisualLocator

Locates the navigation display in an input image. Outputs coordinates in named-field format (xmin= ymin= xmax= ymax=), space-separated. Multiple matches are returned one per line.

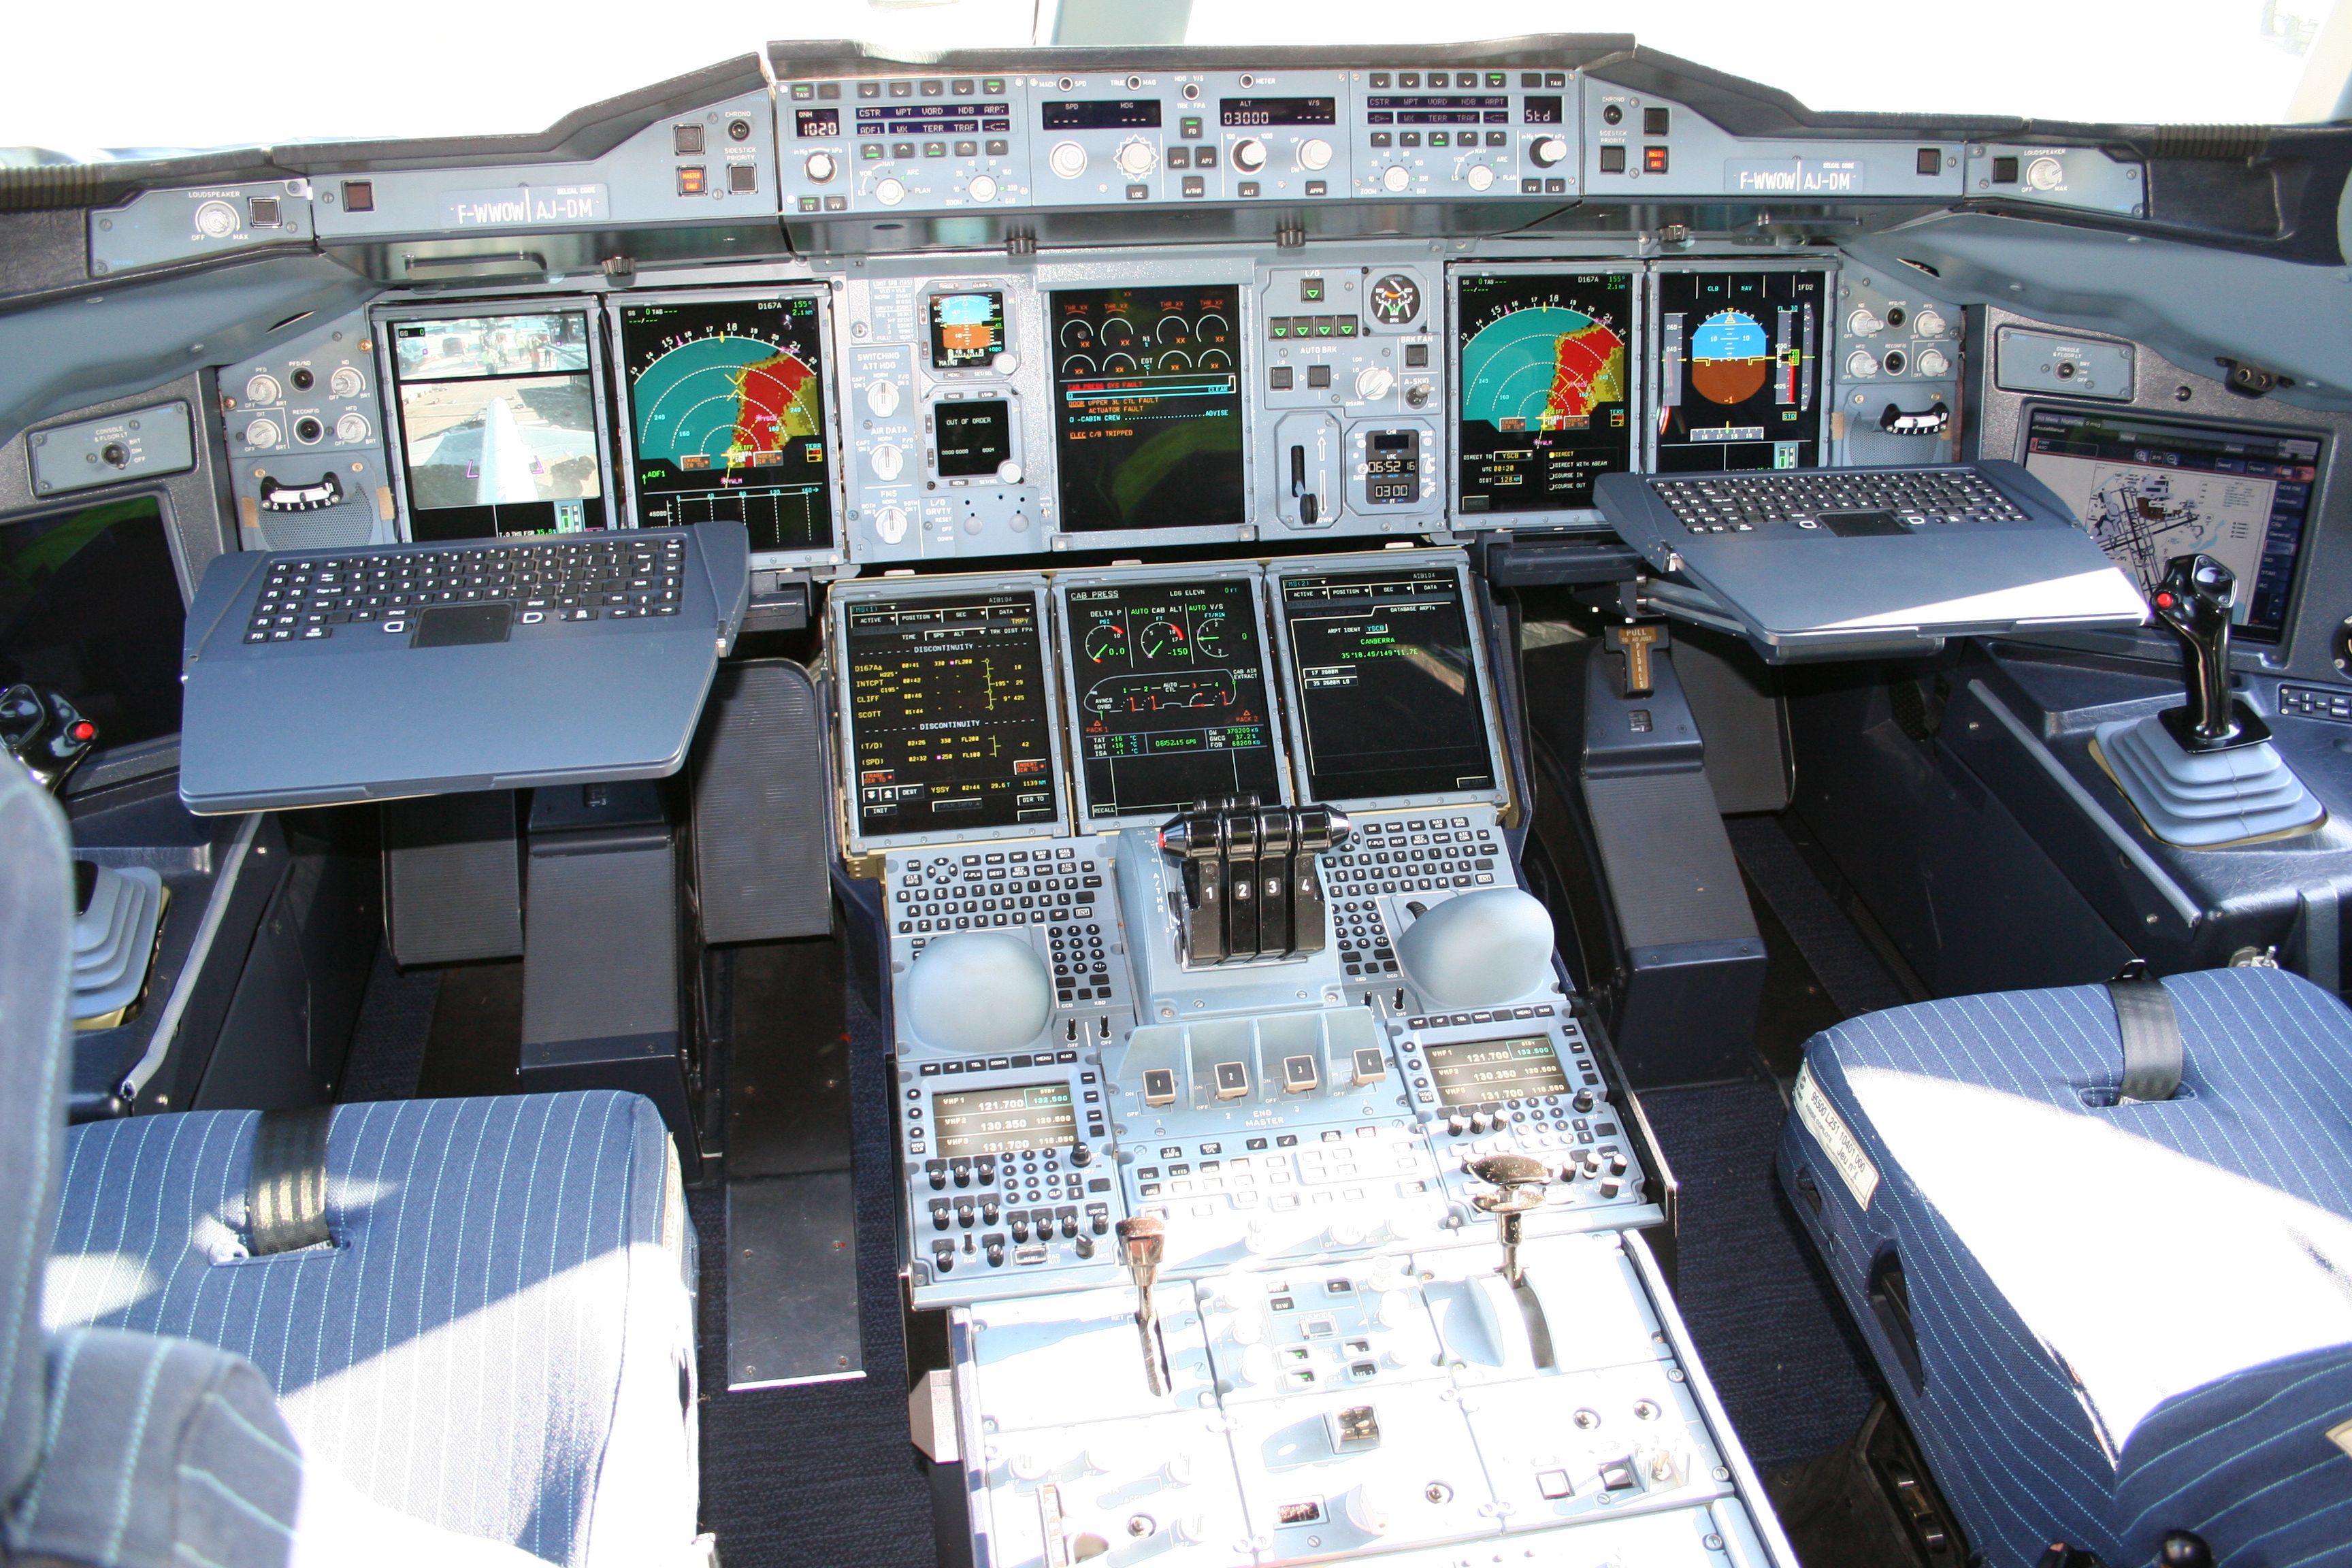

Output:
xmin=1425 ymin=1036 xmax=1569 ymax=1107
xmin=390 ymin=311 xmax=606 ymax=540
xmin=1064 ymin=577 xmax=1283 ymax=820
xmin=843 ymin=591 xmax=1058 ymax=838
xmin=1 ymin=496 xmax=184 ymax=749
xmin=934 ymin=401 xmax=1012 ymax=478
xmin=1652 ymin=269 xmax=1826 ymax=474
xmin=616 ymin=295 xmax=833 ymax=553
xmin=1454 ymin=271 xmax=1635 ymax=517
xmin=1279 ymin=566 xmax=1495 ymax=802
xmin=1051 ymin=284 xmax=1245 ymax=532
xmin=2023 ymin=408 xmax=2322 ymax=644
xmin=934 ymin=1082 xmax=1077 ymax=1158
xmin=929 ymin=291 xmax=1007 ymax=369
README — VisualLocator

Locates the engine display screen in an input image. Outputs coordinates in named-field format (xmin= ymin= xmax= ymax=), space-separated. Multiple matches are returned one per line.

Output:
xmin=1064 ymin=577 xmax=1283 ymax=820
xmin=934 ymin=1082 xmax=1077 ymax=1157
xmin=2022 ymin=408 xmax=2321 ymax=644
xmin=1279 ymin=566 xmax=1494 ymax=802
xmin=1051 ymin=285 xmax=1245 ymax=532
xmin=616 ymin=295 xmax=833 ymax=553
xmin=934 ymin=400 xmax=1012 ymax=478
xmin=1426 ymin=1037 xmax=1569 ymax=1107
xmin=929 ymin=291 xmax=1007 ymax=369
xmin=390 ymin=311 xmax=606 ymax=540
xmin=1454 ymin=271 xmax=1635 ymax=517
xmin=843 ymin=590 xmax=1058 ymax=838
xmin=1653 ymin=269 xmax=1826 ymax=474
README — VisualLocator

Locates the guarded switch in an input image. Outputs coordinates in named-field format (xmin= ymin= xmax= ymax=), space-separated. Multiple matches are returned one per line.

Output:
xmin=1142 ymin=1068 xmax=1178 ymax=1107
xmin=1213 ymin=1060 xmax=1250 ymax=1099
xmin=1282 ymin=1054 xmax=1320 ymax=1093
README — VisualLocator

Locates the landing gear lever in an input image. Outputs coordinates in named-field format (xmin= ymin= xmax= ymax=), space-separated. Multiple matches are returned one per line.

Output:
xmin=1290 ymin=444 xmax=1318 ymax=527
xmin=2151 ymin=553 xmax=2266 ymax=751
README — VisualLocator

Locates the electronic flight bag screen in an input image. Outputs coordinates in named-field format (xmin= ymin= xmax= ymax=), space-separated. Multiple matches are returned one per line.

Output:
xmin=1050 ymin=284 xmax=1245 ymax=532
xmin=390 ymin=311 xmax=606 ymax=541
xmin=1454 ymin=270 xmax=1635 ymax=517
xmin=1279 ymin=566 xmax=1495 ymax=802
xmin=1064 ymin=577 xmax=1284 ymax=820
xmin=843 ymin=590 xmax=1059 ymax=838
xmin=1652 ymin=269 xmax=1827 ymax=474
xmin=615 ymin=295 xmax=834 ymax=554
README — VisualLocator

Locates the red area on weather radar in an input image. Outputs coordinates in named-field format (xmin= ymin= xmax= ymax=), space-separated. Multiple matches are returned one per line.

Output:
xmin=732 ymin=353 xmax=813 ymax=452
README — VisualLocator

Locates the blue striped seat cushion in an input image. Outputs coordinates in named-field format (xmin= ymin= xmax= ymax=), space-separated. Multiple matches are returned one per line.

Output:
xmin=42 ymin=1092 xmax=696 ymax=1567
xmin=1784 ymin=968 xmax=2352 ymax=1568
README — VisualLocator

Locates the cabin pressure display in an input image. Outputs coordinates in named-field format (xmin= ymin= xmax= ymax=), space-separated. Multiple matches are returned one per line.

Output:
xmin=1454 ymin=272 xmax=1634 ymax=517
xmin=1051 ymin=285 xmax=1245 ymax=532
xmin=845 ymin=591 xmax=1058 ymax=837
xmin=617 ymin=295 xmax=832 ymax=552
xmin=1065 ymin=577 xmax=1283 ymax=820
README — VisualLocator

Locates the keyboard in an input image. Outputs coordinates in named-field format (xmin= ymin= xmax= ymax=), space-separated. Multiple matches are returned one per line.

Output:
xmin=1651 ymin=469 xmax=2028 ymax=535
xmin=242 ymin=534 xmax=686 ymax=644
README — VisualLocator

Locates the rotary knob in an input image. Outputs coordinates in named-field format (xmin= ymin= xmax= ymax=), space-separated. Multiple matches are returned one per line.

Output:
xmin=1382 ymin=165 xmax=1411 ymax=193
xmin=1846 ymin=350 xmax=1880 ymax=378
xmin=1115 ymin=139 xmax=1157 ymax=179
xmin=1531 ymin=135 xmax=1569 ymax=168
xmin=870 ymin=442 xmax=905 ymax=480
xmin=328 ymin=365 xmax=365 ymax=399
xmin=243 ymin=417 xmax=282 ymax=451
xmin=1355 ymin=365 xmax=1395 ymax=402
xmin=804 ymin=150 xmax=837 ymax=183
xmin=1049 ymin=140 xmax=1087 ymax=179
xmin=873 ymin=505 xmax=909 ymax=544
xmin=333 ymin=412 xmax=370 ymax=444
xmin=1915 ymin=346 xmax=1952 ymax=378
xmin=1914 ymin=307 xmax=1950 ymax=338
xmin=865 ymin=379 xmax=901 ymax=416
xmin=874 ymin=176 xmax=906 ymax=206
xmin=195 ymin=199 xmax=240 ymax=239
xmin=1848 ymin=308 xmax=1884 ymax=337
xmin=1298 ymin=137 xmax=1333 ymax=171
xmin=2027 ymin=155 xmax=2065 ymax=192
xmin=1232 ymin=137 xmax=1267 ymax=173
xmin=967 ymin=173 xmax=999 ymax=202
xmin=996 ymin=459 xmax=1024 ymax=485
xmin=1466 ymin=165 xmax=1494 ymax=191
xmin=244 ymin=373 xmax=282 ymax=406
xmin=992 ymin=351 xmax=1020 ymax=375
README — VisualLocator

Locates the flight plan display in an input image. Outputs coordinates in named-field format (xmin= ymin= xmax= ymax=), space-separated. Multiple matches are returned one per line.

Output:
xmin=845 ymin=590 xmax=1059 ymax=838
xmin=616 ymin=294 xmax=834 ymax=553
xmin=1063 ymin=576 xmax=1283 ymax=820
xmin=1454 ymin=270 xmax=1635 ymax=517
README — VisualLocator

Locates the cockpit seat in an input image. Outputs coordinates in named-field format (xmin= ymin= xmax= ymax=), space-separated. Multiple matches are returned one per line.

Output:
xmin=1778 ymin=967 xmax=2352 ymax=1568
xmin=0 ymin=763 xmax=698 ymax=1566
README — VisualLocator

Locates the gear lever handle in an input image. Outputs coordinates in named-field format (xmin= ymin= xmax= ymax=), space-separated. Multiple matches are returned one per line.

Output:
xmin=2149 ymin=553 xmax=2240 ymax=747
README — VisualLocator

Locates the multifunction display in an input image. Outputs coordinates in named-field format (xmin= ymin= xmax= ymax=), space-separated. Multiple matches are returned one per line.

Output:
xmin=934 ymin=401 xmax=1013 ymax=478
xmin=2023 ymin=408 xmax=2323 ymax=644
xmin=1051 ymin=285 xmax=1245 ymax=532
xmin=929 ymin=290 xmax=1008 ymax=369
xmin=615 ymin=295 xmax=833 ymax=553
xmin=1425 ymin=1036 xmax=1570 ymax=1107
xmin=1653 ymin=269 xmax=1826 ymax=474
xmin=844 ymin=591 xmax=1059 ymax=837
xmin=934 ymin=1082 xmax=1077 ymax=1158
xmin=1064 ymin=577 xmax=1284 ymax=819
xmin=389 ymin=311 xmax=606 ymax=541
xmin=1454 ymin=271 xmax=1635 ymax=517
xmin=1280 ymin=566 xmax=1495 ymax=802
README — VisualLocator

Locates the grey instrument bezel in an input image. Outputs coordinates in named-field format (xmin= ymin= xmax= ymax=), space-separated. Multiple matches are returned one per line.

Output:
xmin=1444 ymin=258 xmax=1646 ymax=531
xmin=1264 ymin=546 xmax=1512 ymax=813
xmin=374 ymin=295 xmax=621 ymax=546
xmin=830 ymin=571 xmax=1073 ymax=855
xmin=603 ymin=284 xmax=849 ymax=573
xmin=1643 ymin=258 xmax=1839 ymax=473
xmin=1050 ymin=561 xmax=1296 ymax=833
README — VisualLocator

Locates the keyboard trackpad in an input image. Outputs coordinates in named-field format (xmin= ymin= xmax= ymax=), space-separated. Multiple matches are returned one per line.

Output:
xmin=414 ymin=604 xmax=514 ymax=648
xmin=1818 ymin=510 xmax=1910 ymax=538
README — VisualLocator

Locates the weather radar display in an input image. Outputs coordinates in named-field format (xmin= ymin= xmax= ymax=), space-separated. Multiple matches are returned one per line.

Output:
xmin=617 ymin=295 xmax=834 ymax=553
xmin=1453 ymin=272 xmax=1634 ymax=517
xmin=1653 ymin=268 xmax=1827 ymax=474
